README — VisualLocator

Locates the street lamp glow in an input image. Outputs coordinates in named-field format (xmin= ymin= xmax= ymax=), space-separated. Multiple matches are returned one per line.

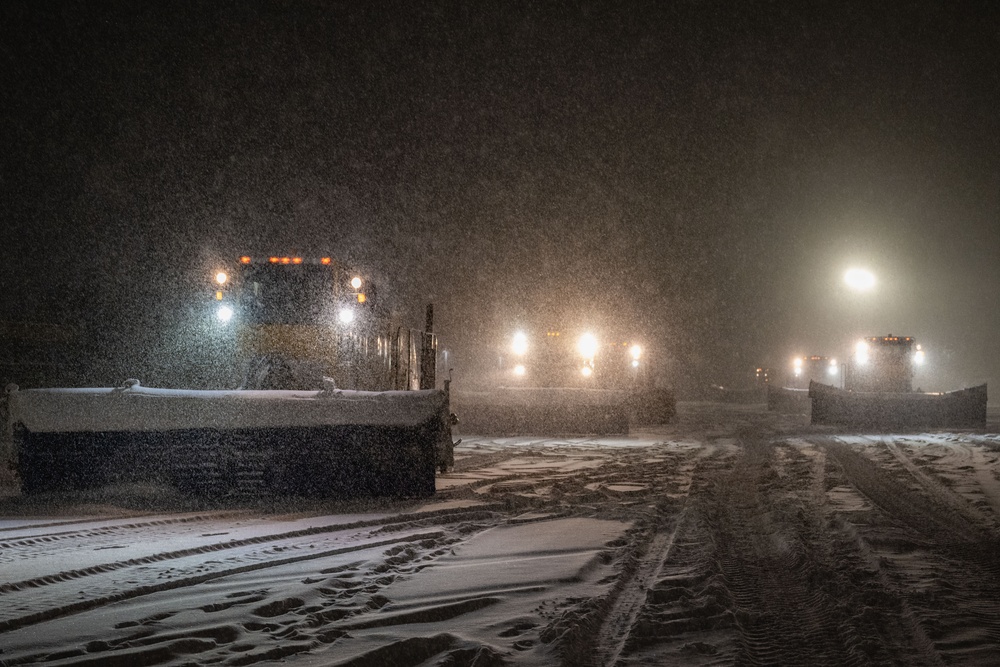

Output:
xmin=844 ymin=268 xmax=876 ymax=291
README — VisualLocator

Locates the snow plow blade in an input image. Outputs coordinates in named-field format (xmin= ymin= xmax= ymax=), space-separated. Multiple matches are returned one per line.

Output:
xmin=8 ymin=384 xmax=454 ymax=499
xmin=808 ymin=381 xmax=987 ymax=430
xmin=452 ymin=388 xmax=631 ymax=436
xmin=767 ymin=386 xmax=810 ymax=414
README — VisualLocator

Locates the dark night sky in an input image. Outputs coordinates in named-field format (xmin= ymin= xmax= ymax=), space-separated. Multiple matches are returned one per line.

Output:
xmin=2 ymin=1 xmax=998 ymax=393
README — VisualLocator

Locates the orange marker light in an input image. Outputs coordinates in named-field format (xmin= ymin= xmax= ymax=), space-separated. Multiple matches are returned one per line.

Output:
xmin=292 ymin=257 xmax=303 ymax=264
xmin=357 ymin=293 xmax=366 ymax=303
xmin=281 ymin=257 xmax=291 ymax=264
xmin=269 ymin=257 xmax=279 ymax=263
xmin=239 ymin=256 xmax=251 ymax=264
xmin=321 ymin=257 xmax=332 ymax=265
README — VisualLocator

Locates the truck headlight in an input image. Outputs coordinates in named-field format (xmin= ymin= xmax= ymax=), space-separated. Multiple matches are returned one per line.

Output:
xmin=513 ymin=364 xmax=526 ymax=376
xmin=216 ymin=305 xmax=234 ymax=323
xmin=630 ymin=344 xmax=642 ymax=360
xmin=578 ymin=333 xmax=598 ymax=359
xmin=581 ymin=365 xmax=593 ymax=378
xmin=855 ymin=341 xmax=869 ymax=365
xmin=338 ymin=308 xmax=355 ymax=324
xmin=512 ymin=331 xmax=528 ymax=356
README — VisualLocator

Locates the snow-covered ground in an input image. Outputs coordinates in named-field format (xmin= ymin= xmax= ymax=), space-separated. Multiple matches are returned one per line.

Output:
xmin=2 ymin=402 xmax=1000 ymax=665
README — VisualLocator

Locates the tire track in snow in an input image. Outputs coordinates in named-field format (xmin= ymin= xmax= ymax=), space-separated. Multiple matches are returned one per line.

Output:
xmin=0 ymin=529 xmax=448 ymax=634
xmin=589 ymin=444 xmax=723 ymax=666
xmin=879 ymin=436 xmax=1000 ymax=533
xmin=0 ymin=506 xmax=506 ymax=634
xmin=593 ymin=513 xmax=688 ymax=667
xmin=821 ymin=436 xmax=1000 ymax=663
xmin=711 ymin=438 xmax=868 ymax=666
xmin=825 ymin=437 xmax=984 ymax=544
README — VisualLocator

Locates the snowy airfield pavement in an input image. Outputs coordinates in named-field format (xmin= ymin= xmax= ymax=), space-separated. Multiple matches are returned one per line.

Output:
xmin=2 ymin=403 xmax=1000 ymax=666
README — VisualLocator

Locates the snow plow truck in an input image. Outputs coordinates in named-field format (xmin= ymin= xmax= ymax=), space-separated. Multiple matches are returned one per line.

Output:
xmin=452 ymin=324 xmax=675 ymax=435
xmin=808 ymin=335 xmax=986 ymax=430
xmin=6 ymin=255 xmax=455 ymax=499
xmin=767 ymin=354 xmax=840 ymax=413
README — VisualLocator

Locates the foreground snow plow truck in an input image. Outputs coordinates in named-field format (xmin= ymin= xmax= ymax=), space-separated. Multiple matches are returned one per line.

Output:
xmin=809 ymin=335 xmax=986 ymax=430
xmin=453 ymin=325 xmax=674 ymax=435
xmin=6 ymin=255 xmax=454 ymax=499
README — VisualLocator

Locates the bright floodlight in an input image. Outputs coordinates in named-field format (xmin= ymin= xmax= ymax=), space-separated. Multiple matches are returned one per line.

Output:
xmin=581 ymin=365 xmax=593 ymax=378
xmin=338 ymin=307 xmax=355 ymax=325
xmin=578 ymin=333 xmax=598 ymax=359
xmin=215 ymin=271 xmax=228 ymax=285
xmin=513 ymin=364 xmax=526 ymax=376
xmin=630 ymin=344 xmax=642 ymax=360
xmin=844 ymin=268 xmax=876 ymax=291
xmin=512 ymin=331 xmax=529 ymax=356
xmin=914 ymin=346 xmax=925 ymax=365
xmin=216 ymin=305 xmax=233 ymax=322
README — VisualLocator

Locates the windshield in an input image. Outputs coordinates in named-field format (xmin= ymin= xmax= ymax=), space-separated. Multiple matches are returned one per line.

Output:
xmin=237 ymin=265 xmax=340 ymax=325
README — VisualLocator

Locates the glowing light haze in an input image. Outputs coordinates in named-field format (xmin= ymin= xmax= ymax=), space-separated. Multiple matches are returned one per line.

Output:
xmin=843 ymin=268 xmax=876 ymax=292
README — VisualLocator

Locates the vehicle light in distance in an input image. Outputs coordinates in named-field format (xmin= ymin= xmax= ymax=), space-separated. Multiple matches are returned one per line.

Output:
xmin=513 ymin=364 xmax=526 ymax=376
xmin=855 ymin=340 xmax=869 ymax=365
xmin=512 ymin=331 xmax=528 ymax=356
xmin=630 ymin=344 xmax=642 ymax=360
xmin=578 ymin=333 xmax=598 ymax=359
xmin=216 ymin=305 xmax=234 ymax=323
xmin=215 ymin=271 xmax=228 ymax=285
xmin=338 ymin=308 xmax=355 ymax=325
xmin=351 ymin=276 xmax=363 ymax=290
xmin=581 ymin=365 xmax=593 ymax=378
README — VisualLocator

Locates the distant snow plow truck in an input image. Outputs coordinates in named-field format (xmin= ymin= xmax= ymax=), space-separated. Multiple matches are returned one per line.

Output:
xmin=767 ymin=354 xmax=840 ymax=413
xmin=809 ymin=335 xmax=986 ymax=430
xmin=7 ymin=255 xmax=455 ymax=499
xmin=453 ymin=325 xmax=674 ymax=435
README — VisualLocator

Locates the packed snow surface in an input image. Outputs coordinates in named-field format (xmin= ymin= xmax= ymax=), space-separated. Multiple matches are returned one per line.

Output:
xmin=1 ymin=402 xmax=1000 ymax=665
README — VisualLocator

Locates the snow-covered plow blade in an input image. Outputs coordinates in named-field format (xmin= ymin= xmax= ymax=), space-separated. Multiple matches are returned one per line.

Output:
xmin=628 ymin=387 xmax=677 ymax=426
xmin=7 ymin=383 xmax=454 ymax=499
xmin=452 ymin=387 xmax=631 ymax=436
xmin=767 ymin=386 xmax=810 ymax=414
xmin=808 ymin=381 xmax=987 ymax=430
